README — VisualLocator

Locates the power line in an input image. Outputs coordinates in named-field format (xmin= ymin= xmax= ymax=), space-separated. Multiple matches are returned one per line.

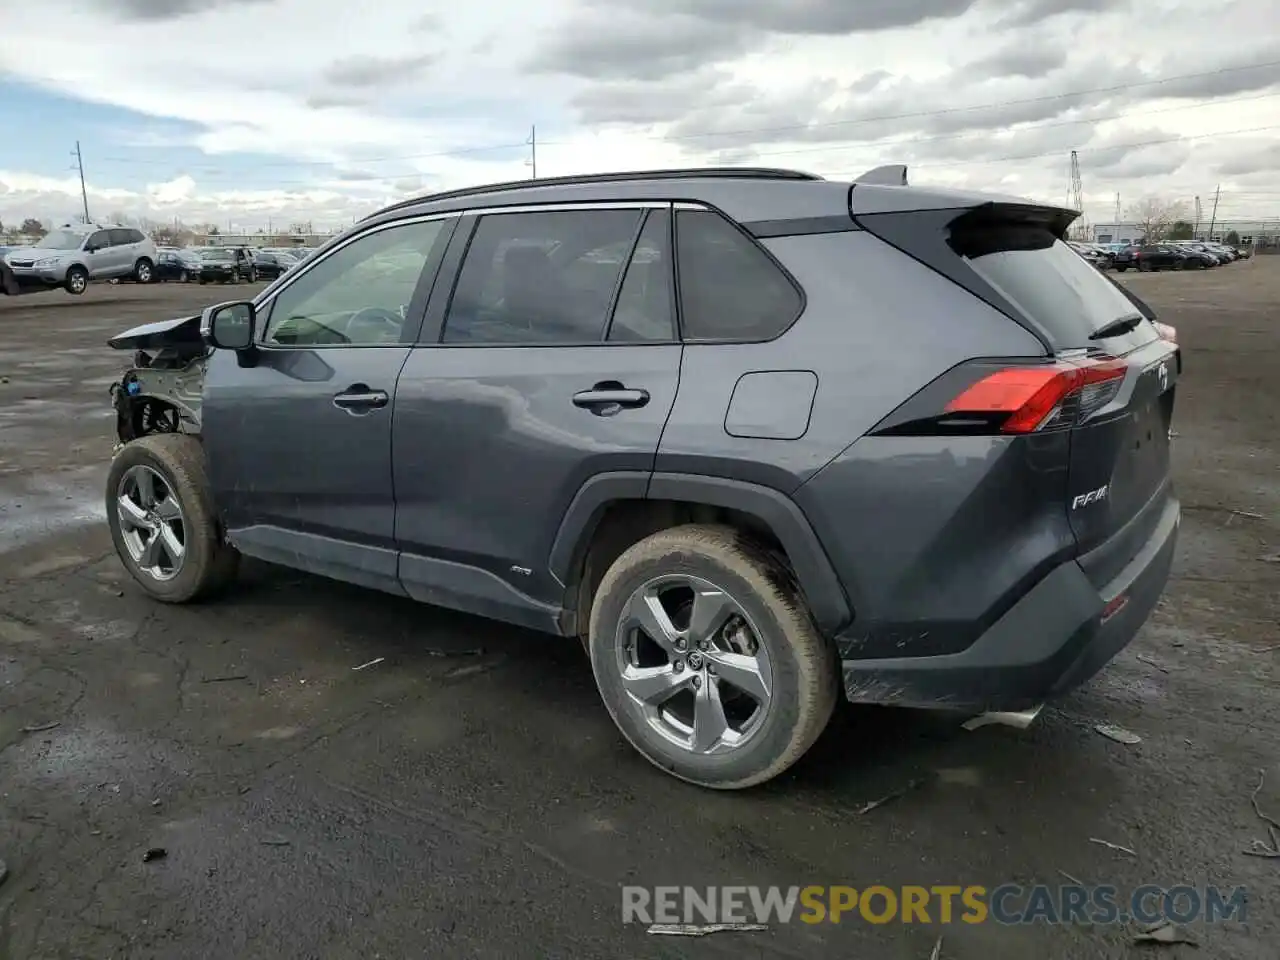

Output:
xmin=825 ymin=124 xmax=1280 ymax=175
xmin=86 ymin=91 xmax=1280 ymax=189
xmin=82 ymin=59 xmax=1280 ymax=173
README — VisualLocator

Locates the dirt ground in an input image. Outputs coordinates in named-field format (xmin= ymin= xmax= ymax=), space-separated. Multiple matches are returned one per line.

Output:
xmin=1 ymin=263 xmax=1277 ymax=960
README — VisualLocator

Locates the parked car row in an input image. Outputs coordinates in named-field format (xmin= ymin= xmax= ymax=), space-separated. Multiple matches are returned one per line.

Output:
xmin=1 ymin=224 xmax=316 ymax=296
xmin=1068 ymin=239 xmax=1251 ymax=273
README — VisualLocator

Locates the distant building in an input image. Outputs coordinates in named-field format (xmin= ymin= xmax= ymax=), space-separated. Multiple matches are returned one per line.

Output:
xmin=1092 ymin=218 xmax=1280 ymax=246
xmin=189 ymin=231 xmax=337 ymax=247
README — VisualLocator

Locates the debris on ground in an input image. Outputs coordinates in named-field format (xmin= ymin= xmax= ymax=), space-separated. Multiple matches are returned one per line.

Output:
xmin=352 ymin=657 xmax=385 ymax=671
xmin=1095 ymin=723 xmax=1143 ymax=745
xmin=1136 ymin=654 xmax=1170 ymax=673
xmin=858 ymin=777 xmax=929 ymax=815
xmin=20 ymin=721 xmax=60 ymax=733
xmin=424 ymin=648 xmax=485 ymax=658
xmin=200 ymin=674 xmax=249 ymax=683
xmin=647 ymin=923 xmax=768 ymax=936
xmin=1242 ymin=769 xmax=1280 ymax=859
xmin=929 ymin=935 xmax=943 ymax=959
xmin=1258 ymin=553 xmax=1280 ymax=564
xmin=260 ymin=835 xmax=291 ymax=847
xmin=0 ymin=858 xmax=7 ymax=887
xmin=142 ymin=847 xmax=167 ymax=862
xmin=1133 ymin=919 xmax=1198 ymax=946
xmin=1089 ymin=837 xmax=1138 ymax=857
xmin=1058 ymin=869 xmax=1084 ymax=885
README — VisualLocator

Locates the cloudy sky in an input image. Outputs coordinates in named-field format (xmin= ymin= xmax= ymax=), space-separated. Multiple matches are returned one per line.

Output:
xmin=1 ymin=0 xmax=1277 ymax=230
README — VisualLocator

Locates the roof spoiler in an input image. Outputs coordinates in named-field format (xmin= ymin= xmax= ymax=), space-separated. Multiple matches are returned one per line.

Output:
xmin=854 ymin=164 xmax=908 ymax=186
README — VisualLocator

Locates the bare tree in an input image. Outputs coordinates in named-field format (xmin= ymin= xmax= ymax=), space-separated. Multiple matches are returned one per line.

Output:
xmin=19 ymin=218 xmax=45 ymax=237
xmin=1127 ymin=196 xmax=1188 ymax=243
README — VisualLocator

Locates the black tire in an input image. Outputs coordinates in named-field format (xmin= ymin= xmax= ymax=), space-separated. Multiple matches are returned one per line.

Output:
xmin=134 ymin=258 xmax=154 ymax=284
xmin=588 ymin=524 xmax=838 ymax=790
xmin=199 ymin=277 xmax=207 ymax=285
xmin=231 ymin=270 xmax=240 ymax=284
xmin=179 ymin=270 xmax=189 ymax=283
xmin=1115 ymin=264 xmax=1128 ymax=272
xmin=65 ymin=265 xmax=89 ymax=295
xmin=248 ymin=268 xmax=258 ymax=283
xmin=106 ymin=434 xmax=240 ymax=603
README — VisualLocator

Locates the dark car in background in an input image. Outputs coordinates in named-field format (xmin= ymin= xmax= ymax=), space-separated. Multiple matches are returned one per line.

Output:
xmin=196 ymin=246 xmax=256 ymax=284
xmin=252 ymin=250 xmax=298 ymax=280
xmin=1113 ymin=243 xmax=1210 ymax=272
xmin=155 ymin=250 xmax=203 ymax=283
xmin=1068 ymin=241 xmax=1112 ymax=270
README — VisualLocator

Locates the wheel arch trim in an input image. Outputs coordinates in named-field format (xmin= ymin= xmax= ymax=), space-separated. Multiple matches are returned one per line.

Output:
xmin=548 ymin=471 xmax=853 ymax=635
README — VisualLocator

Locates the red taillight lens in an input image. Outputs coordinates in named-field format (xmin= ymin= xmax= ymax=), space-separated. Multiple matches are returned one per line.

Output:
xmin=1154 ymin=321 xmax=1177 ymax=343
xmin=945 ymin=357 xmax=1127 ymax=433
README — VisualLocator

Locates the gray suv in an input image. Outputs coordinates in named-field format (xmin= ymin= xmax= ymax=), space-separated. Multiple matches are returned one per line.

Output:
xmin=4 ymin=223 xmax=158 ymax=294
xmin=103 ymin=167 xmax=1181 ymax=789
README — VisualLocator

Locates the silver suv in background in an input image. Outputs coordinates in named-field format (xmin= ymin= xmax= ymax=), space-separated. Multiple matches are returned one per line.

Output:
xmin=2 ymin=223 xmax=158 ymax=295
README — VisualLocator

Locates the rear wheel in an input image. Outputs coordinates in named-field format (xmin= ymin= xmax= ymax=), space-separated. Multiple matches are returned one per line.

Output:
xmin=65 ymin=265 xmax=89 ymax=295
xmin=106 ymin=434 xmax=239 ymax=603
xmin=588 ymin=525 xmax=838 ymax=790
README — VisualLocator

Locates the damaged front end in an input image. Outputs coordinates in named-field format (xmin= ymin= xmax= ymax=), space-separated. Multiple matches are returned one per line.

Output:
xmin=107 ymin=313 xmax=209 ymax=446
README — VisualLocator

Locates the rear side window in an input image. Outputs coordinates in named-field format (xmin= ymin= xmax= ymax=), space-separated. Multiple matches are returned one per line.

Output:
xmin=607 ymin=209 xmax=675 ymax=343
xmin=108 ymin=229 xmax=131 ymax=246
xmin=675 ymin=209 xmax=801 ymax=341
xmin=443 ymin=209 xmax=643 ymax=344
xmin=953 ymin=222 xmax=1152 ymax=348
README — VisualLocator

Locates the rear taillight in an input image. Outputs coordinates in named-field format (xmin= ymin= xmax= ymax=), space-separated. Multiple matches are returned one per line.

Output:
xmin=945 ymin=356 xmax=1127 ymax=433
xmin=1154 ymin=321 xmax=1177 ymax=343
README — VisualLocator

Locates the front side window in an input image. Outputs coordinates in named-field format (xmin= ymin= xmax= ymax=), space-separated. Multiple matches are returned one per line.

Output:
xmin=40 ymin=230 xmax=88 ymax=250
xmin=264 ymin=218 xmax=448 ymax=347
xmin=442 ymin=208 xmax=644 ymax=344
xmin=675 ymin=209 xmax=802 ymax=341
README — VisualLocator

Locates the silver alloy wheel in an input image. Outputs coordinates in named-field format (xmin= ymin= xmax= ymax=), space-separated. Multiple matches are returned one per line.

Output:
xmin=115 ymin=464 xmax=186 ymax=581
xmin=614 ymin=574 xmax=774 ymax=755
xmin=68 ymin=271 xmax=87 ymax=294
xmin=137 ymin=262 xmax=152 ymax=282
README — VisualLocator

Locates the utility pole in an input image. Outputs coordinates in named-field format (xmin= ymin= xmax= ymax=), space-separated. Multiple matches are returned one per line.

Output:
xmin=527 ymin=124 xmax=537 ymax=179
xmin=1114 ymin=192 xmax=1121 ymax=226
xmin=1068 ymin=151 xmax=1085 ymax=239
xmin=1207 ymin=184 xmax=1221 ymax=239
xmin=73 ymin=141 xmax=91 ymax=223
xmin=1194 ymin=196 xmax=1202 ymax=238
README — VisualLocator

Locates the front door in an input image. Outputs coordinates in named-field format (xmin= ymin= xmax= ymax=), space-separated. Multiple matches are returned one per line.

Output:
xmin=202 ymin=215 xmax=456 ymax=593
xmin=393 ymin=206 xmax=682 ymax=626
xmin=83 ymin=229 xmax=113 ymax=279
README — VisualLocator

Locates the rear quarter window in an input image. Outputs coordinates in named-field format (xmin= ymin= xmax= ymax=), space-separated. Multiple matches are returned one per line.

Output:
xmin=955 ymin=225 xmax=1154 ymax=349
xmin=675 ymin=209 xmax=802 ymax=342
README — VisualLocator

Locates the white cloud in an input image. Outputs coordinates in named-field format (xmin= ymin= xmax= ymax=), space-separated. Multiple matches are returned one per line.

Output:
xmin=1 ymin=0 xmax=1278 ymax=230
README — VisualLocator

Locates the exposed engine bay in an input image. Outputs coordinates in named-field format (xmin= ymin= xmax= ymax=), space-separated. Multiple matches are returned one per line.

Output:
xmin=107 ymin=313 xmax=208 ymax=443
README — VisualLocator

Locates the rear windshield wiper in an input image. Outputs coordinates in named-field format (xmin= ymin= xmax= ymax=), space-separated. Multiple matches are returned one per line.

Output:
xmin=1089 ymin=314 xmax=1143 ymax=340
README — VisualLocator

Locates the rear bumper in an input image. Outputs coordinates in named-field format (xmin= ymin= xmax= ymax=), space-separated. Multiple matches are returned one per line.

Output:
xmin=840 ymin=496 xmax=1179 ymax=711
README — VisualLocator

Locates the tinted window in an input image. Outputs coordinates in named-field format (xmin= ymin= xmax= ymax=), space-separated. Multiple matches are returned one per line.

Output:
xmin=108 ymin=229 xmax=132 ymax=246
xmin=86 ymin=231 xmax=110 ymax=250
xmin=264 ymin=219 xmax=448 ymax=347
xmin=443 ymin=209 xmax=643 ymax=344
xmin=129 ymin=229 xmax=146 ymax=244
xmin=675 ymin=209 xmax=802 ymax=341
xmin=959 ymin=226 xmax=1153 ymax=347
xmin=607 ymin=210 xmax=674 ymax=342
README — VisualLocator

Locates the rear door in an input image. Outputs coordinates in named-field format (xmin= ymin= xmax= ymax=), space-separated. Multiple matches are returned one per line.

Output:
xmin=953 ymin=213 xmax=1179 ymax=585
xmin=392 ymin=204 xmax=682 ymax=620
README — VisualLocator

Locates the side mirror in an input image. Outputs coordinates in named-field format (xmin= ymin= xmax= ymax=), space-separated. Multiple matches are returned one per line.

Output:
xmin=202 ymin=300 xmax=256 ymax=351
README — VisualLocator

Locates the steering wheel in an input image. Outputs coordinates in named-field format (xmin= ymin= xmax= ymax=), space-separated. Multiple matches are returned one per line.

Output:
xmin=346 ymin=306 xmax=403 ymax=342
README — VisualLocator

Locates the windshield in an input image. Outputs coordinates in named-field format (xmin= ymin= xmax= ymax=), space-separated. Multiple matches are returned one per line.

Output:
xmin=39 ymin=230 xmax=90 ymax=250
xmin=957 ymin=225 xmax=1153 ymax=348
xmin=201 ymin=248 xmax=235 ymax=261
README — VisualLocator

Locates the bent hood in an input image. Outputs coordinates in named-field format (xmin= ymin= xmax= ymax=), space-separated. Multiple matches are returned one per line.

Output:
xmin=108 ymin=313 xmax=203 ymax=351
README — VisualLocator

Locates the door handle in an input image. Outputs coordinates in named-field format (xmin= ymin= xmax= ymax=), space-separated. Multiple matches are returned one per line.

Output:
xmin=333 ymin=384 xmax=389 ymax=412
xmin=572 ymin=383 xmax=650 ymax=413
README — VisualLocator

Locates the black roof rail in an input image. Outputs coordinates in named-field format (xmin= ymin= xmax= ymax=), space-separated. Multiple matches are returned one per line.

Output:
xmin=364 ymin=167 xmax=824 ymax=221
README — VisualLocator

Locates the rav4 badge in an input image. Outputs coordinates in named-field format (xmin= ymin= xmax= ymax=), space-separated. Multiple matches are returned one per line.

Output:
xmin=1072 ymin=485 xmax=1110 ymax=510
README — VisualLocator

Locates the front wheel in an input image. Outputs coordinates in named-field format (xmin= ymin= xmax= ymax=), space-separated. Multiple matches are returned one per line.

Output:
xmin=134 ymin=258 xmax=154 ymax=284
xmin=106 ymin=434 xmax=240 ymax=603
xmin=588 ymin=524 xmax=838 ymax=790
xmin=1115 ymin=264 xmax=1128 ymax=272
xmin=179 ymin=270 xmax=189 ymax=283
xmin=64 ymin=265 xmax=89 ymax=295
